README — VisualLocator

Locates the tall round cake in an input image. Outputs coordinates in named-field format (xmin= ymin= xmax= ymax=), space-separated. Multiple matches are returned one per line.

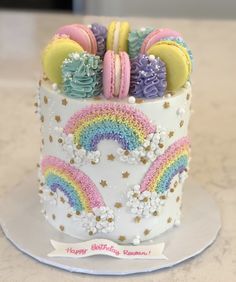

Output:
xmin=36 ymin=22 xmax=193 ymax=245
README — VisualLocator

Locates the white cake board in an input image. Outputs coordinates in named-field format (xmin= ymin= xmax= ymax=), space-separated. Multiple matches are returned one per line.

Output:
xmin=0 ymin=173 xmax=221 ymax=276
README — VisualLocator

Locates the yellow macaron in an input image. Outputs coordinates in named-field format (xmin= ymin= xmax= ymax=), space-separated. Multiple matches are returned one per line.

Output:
xmin=42 ymin=38 xmax=84 ymax=84
xmin=147 ymin=41 xmax=191 ymax=91
xmin=107 ymin=21 xmax=130 ymax=53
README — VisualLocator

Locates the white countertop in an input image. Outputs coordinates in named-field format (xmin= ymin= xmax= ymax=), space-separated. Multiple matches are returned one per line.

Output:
xmin=0 ymin=10 xmax=235 ymax=282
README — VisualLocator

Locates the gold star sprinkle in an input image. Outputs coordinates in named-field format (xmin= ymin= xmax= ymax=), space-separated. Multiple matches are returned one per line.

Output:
xmin=176 ymin=196 xmax=180 ymax=202
xmin=70 ymin=158 xmax=75 ymax=164
xmin=76 ymin=211 xmax=81 ymax=216
xmin=93 ymin=96 xmax=101 ymax=100
xmin=36 ymin=163 xmax=40 ymax=168
xmin=41 ymin=139 xmax=44 ymax=145
xmin=114 ymin=202 xmax=122 ymax=208
xmin=145 ymin=145 xmax=151 ymax=152
xmin=107 ymin=218 xmax=113 ymax=223
xmin=43 ymin=74 xmax=48 ymax=81
xmin=59 ymin=225 xmax=64 ymax=231
xmin=174 ymin=181 xmax=178 ymax=188
xmin=60 ymin=196 xmax=65 ymax=203
xmin=58 ymin=138 xmax=63 ymax=144
xmin=158 ymin=143 xmax=164 ymax=148
xmin=40 ymin=115 xmax=44 ymax=123
xmin=168 ymin=131 xmax=174 ymax=138
xmin=67 ymin=213 xmax=72 ymax=218
xmin=140 ymin=156 xmax=148 ymax=164
xmin=135 ymin=98 xmax=144 ymax=104
xmin=152 ymin=211 xmax=159 ymax=216
xmin=170 ymin=188 xmax=175 ymax=193
xmin=122 ymin=171 xmax=130 ymax=178
xmin=180 ymin=120 xmax=184 ymax=127
xmin=38 ymin=189 xmax=43 ymax=194
xmin=186 ymin=93 xmax=190 ymax=100
xmin=96 ymin=216 xmax=101 ymax=222
xmin=100 ymin=180 xmax=108 ymax=187
xmin=62 ymin=98 xmax=68 ymax=106
xmin=163 ymin=102 xmax=170 ymax=109
xmin=118 ymin=235 xmax=126 ymax=242
xmin=55 ymin=115 xmax=61 ymax=123
xmin=49 ymin=135 xmax=53 ymax=143
xmin=134 ymin=216 xmax=141 ymax=223
xmin=107 ymin=154 xmax=115 ymax=161
xmin=38 ymin=79 xmax=42 ymax=86
xmin=144 ymin=229 xmax=151 ymax=236
xmin=124 ymin=150 xmax=129 ymax=156
xmin=89 ymin=231 xmax=94 ymax=236
xmin=44 ymin=96 xmax=48 ymax=104
xmin=167 ymin=217 xmax=172 ymax=223
xmin=52 ymin=214 xmax=56 ymax=220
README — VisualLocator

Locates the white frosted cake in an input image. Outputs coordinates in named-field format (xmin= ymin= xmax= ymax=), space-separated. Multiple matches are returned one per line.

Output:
xmin=36 ymin=22 xmax=193 ymax=245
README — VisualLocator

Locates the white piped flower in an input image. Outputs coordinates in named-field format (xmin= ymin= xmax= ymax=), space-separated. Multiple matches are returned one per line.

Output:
xmin=126 ymin=184 xmax=170 ymax=217
xmin=81 ymin=207 xmax=115 ymax=235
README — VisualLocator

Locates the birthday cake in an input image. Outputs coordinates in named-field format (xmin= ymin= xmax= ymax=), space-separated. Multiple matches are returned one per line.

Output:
xmin=36 ymin=21 xmax=193 ymax=245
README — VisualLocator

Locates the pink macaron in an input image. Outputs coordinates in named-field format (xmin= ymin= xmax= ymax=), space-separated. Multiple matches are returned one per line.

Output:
xmin=103 ymin=50 xmax=130 ymax=99
xmin=55 ymin=24 xmax=97 ymax=54
xmin=141 ymin=28 xmax=181 ymax=54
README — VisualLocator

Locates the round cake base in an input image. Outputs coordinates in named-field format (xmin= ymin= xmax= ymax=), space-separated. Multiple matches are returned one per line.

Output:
xmin=0 ymin=173 xmax=221 ymax=276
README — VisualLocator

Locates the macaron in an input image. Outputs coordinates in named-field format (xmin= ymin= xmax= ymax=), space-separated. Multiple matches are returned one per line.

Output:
xmin=103 ymin=50 xmax=130 ymax=99
xmin=128 ymin=27 xmax=154 ymax=59
xmin=42 ymin=38 xmax=84 ymax=84
xmin=159 ymin=36 xmax=193 ymax=64
xmin=90 ymin=23 xmax=107 ymax=58
xmin=141 ymin=28 xmax=181 ymax=54
xmin=147 ymin=41 xmax=191 ymax=91
xmin=55 ymin=24 xmax=97 ymax=54
xmin=107 ymin=21 xmax=130 ymax=53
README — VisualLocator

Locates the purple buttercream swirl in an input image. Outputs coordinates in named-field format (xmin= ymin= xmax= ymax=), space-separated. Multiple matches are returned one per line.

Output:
xmin=130 ymin=54 xmax=167 ymax=99
xmin=91 ymin=23 xmax=107 ymax=58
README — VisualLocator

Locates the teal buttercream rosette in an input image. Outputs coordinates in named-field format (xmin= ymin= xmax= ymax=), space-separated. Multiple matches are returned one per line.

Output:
xmin=62 ymin=52 xmax=103 ymax=98
xmin=128 ymin=27 xmax=154 ymax=59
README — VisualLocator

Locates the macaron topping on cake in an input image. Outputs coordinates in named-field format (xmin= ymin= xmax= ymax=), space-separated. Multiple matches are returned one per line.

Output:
xmin=107 ymin=21 xmax=130 ymax=53
xmin=42 ymin=38 xmax=84 ymax=84
xmin=36 ymin=21 xmax=193 ymax=245
xmin=56 ymin=24 xmax=97 ymax=54
xmin=147 ymin=40 xmax=192 ymax=91
xmin=103 ymin=50 xmax=130 ymax=99
xmin=141 ymin=27 xmax=181 ymax=54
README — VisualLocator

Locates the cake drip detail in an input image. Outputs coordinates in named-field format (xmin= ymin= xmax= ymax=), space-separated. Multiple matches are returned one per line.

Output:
xmin=40 ymin=156 xmax=115 ymax=234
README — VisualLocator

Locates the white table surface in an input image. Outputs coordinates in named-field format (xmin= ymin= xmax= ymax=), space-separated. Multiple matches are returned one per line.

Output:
xmin=0 ymin=10 xmax=235 ymax=282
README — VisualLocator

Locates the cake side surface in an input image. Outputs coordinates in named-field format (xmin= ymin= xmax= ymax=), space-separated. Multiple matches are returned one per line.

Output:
xmin=37 ymin=80 xmax=192 ymax=244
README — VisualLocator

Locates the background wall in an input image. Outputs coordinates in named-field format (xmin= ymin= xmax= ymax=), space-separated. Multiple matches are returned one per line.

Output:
xmin=74 ymin=0 xmax=236 ymax=19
